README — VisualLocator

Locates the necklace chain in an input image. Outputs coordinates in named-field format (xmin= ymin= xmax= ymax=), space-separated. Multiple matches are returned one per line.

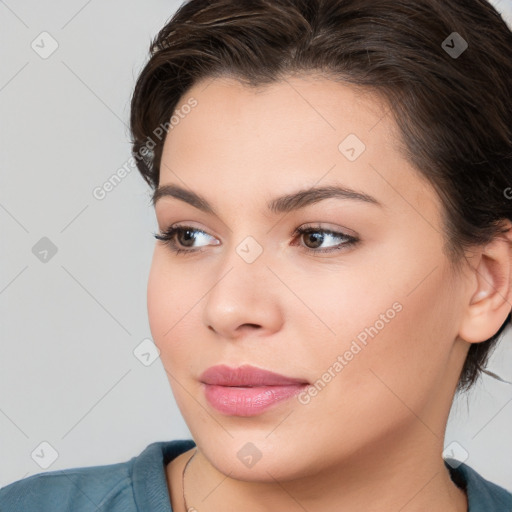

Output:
xmin=182 ymin=448 xmax=198 ymax=512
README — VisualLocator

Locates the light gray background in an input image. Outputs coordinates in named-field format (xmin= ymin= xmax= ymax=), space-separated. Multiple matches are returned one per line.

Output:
xmin=1 ymin=0 xmax=511 ymax=492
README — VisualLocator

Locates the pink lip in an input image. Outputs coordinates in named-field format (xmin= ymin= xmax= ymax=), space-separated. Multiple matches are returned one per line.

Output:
xmin=200 ymin=364 xmax=309 ymax=417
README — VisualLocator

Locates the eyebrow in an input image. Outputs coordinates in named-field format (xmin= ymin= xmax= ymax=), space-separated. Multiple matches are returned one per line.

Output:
xmin=152 ymin=183 xmax=382 ymax=214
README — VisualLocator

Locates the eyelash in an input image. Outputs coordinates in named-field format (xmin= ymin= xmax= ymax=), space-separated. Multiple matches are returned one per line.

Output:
xmin=153 ymin=224 xmax=359 ymax=256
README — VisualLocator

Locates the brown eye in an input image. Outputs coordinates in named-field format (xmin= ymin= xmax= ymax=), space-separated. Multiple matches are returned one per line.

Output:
xmin=176 ymin=228 xmax=199 ymax=247
xmin=292 ymin=226 xmax=359 ymax=254
xmin=301 ymin=230 xmax=325 ymax=249
xmin=154 ymin=226 xmax=218 ymax=255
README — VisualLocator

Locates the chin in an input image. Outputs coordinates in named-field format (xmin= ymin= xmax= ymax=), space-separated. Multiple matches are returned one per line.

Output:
xmin=191 ymin=433 xmax=317 ymax=482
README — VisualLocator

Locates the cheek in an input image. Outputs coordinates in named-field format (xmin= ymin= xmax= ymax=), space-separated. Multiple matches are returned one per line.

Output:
xmin=147 ymin=254 xmax=170 ymax=343
xmin=316 ymin=262 xmax=460 ymax=421
xmin=297 ymin=243 xmax=459 ymax=398
xmin=147 ymin=250 xmax=197 ymax=354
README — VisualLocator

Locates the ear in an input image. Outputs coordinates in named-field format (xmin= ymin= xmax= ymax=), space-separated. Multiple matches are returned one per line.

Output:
xmin=458 ymin=220 xmax=512 ymax=344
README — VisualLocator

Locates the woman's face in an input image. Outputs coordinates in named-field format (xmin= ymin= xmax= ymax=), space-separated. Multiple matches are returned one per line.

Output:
xmin=148 ymin=75 xmax=471 ymax=480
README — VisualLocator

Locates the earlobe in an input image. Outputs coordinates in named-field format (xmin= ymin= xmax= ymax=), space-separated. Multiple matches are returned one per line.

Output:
xmin=458 ymin=220 xmax=512 ymax=344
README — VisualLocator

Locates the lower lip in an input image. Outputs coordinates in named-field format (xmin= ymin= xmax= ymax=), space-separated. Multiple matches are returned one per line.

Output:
xmin=203 ymin=383 xmax=307 ymax=416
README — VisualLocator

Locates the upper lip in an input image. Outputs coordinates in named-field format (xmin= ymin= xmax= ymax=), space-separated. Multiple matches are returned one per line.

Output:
xmin=199 ymin=364 xmax=309 ymax=387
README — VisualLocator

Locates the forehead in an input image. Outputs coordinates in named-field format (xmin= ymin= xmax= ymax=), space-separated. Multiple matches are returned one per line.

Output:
xmin=159 ymin=74 xmax=441 ymax=223
xmin=174 ymin=73 xmax=392 ymax=141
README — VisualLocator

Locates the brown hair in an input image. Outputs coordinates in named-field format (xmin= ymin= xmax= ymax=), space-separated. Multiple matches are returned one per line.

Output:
xmin=130 ymin=0 xmax=512 ymax=393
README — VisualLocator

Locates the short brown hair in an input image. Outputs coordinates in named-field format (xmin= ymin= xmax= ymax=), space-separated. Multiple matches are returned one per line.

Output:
xmin=130 ymin=0 xmax=512 ymax=393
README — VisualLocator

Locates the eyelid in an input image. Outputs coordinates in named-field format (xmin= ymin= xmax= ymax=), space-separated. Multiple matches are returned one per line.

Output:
xmin=293 ymin=221 xmax=358 ymax=237
xmin=158 ymin=220 xmax=218 ymax=239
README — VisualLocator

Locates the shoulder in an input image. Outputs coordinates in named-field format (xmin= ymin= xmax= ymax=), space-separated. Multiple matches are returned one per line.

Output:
xmin=447 ymin=460 xmax=512 ymax=511
xmin=0 ymin=456 xmax=136 ymax=512
xmin=0 ymin=439 xmax=196 ymax=512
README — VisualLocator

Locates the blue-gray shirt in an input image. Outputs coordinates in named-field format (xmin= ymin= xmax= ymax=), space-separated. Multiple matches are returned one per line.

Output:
xmin=1 ymin=439 xmax=511 ymax=511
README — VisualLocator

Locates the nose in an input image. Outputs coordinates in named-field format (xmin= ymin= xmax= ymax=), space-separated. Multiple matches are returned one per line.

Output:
xmin=202 ymin=245 xmax=284 ymax=341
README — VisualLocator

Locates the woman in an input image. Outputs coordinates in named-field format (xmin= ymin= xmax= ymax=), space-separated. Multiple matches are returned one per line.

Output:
xmin=1 ymin=0 xmax=511 ymax=510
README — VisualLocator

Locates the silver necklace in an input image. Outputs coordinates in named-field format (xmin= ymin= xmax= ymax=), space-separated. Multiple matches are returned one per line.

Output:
xmin=182 ymin=449 xmax=198 ymax=512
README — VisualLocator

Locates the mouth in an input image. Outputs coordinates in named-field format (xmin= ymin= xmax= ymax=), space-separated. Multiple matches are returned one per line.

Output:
xmin=199 ymin=364 xmax=309 ymax=387
xmin=199 ymin=364 xmax=309 ymax=416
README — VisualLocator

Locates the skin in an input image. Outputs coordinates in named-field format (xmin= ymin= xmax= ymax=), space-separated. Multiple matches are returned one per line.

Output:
xmin=147 ymin=74 xmax=512 ymax=512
